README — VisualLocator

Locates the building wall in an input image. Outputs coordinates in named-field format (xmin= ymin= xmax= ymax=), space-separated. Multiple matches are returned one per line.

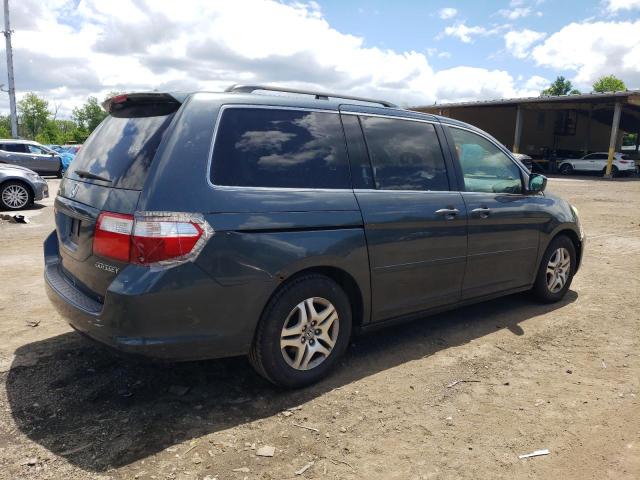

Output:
xmin=420 ymin=105 xmax=618 ymax=157
xmin=519 ymin=109 xmax=613 ymax=156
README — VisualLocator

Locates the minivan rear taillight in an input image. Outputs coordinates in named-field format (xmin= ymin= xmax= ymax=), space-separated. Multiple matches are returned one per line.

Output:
xmin=94 ymin=212 xmax=134 ymax=262
xmin=94 ymin=212 xmax=211 ymax=265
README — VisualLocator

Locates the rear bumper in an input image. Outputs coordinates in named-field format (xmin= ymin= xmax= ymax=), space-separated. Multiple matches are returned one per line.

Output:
xmin=44 ymin=231 xmax=261 ymax=361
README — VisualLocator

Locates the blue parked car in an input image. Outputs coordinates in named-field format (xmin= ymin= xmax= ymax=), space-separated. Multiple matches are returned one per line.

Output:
xmin=45 ymin=145 xmax=75 ymax=174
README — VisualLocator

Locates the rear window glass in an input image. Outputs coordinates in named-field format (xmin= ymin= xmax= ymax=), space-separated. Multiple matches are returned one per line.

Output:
xmin=211 ymin=108 xmax=350 ymax=189
xmin=67 ymin=113 xmax=175 ymax=190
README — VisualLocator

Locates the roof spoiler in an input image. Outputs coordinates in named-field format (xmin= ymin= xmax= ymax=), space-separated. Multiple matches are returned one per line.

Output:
xmin=225 ymin=84 xmax=397 ymax=108
xmin=102 ymin=93 xmax=183 ymax=116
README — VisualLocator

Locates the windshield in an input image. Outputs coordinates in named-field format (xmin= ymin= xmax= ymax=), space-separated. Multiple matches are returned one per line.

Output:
xmin=67 ymin=113 xmax=175 ymax=190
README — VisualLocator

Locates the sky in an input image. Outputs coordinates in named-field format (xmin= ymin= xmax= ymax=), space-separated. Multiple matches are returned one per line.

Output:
xmin=1 ymin=0 xmax=640 ymax=118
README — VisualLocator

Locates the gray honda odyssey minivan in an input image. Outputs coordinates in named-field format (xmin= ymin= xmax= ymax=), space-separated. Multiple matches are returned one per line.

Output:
xmin=45 ymin=85 xmax=585 ymax=387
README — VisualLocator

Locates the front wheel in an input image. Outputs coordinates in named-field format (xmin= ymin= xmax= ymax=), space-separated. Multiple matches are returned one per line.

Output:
xmin=531 ymin=235 xmax=576 ymax=303
xmin=249 ymin=274 xmax=352 ymax=388
xmin=559 ymin=163 xmax=573 ymax=175
xmin=0 ymin=181 xmax=33 ymax=210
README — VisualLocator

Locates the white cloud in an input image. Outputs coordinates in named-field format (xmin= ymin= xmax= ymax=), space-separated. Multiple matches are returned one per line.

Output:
xmin=605 ymin=0 xmax=640 ymax=12
xmin=498 ymin=7 xmax=532 ymax=19
xmin=523 ymin=75 xmax=550 ymax=91
xmin=1 ymin=0 xmax=625 ymax=117
xmin=3 ymin=0 xmax=638 ymax=126
xmin=531 ymin=20 xmax=640 ymax=88
xmin=443 ymin=23 xmax=489 ymax=43
xmin=431 ymin=67 xmax=543 ymax=102
xmin=426 ymin=47 xmax=452 ymax=59
xmin=504 ymin=29 xmax=547 ymax=58
xmin=438 ymin=7 xmax=458 ymax=19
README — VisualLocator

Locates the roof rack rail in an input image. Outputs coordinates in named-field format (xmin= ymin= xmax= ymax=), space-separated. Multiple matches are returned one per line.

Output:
xmin=225 ymin=84 xmax=397 ymax=108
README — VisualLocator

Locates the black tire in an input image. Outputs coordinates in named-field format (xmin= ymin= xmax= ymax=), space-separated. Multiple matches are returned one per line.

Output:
xmin=249 ymin=274 xmax=352 ymax=388
xmin=559 ymin=163 xmax=573 ymax=175
xmin=602 ymin=165 xmax=619 ymax=177
xmin=0 ymin=180 xmax=33 ymax=210
xmin=531 ymin=235 xmax=576 ymax=303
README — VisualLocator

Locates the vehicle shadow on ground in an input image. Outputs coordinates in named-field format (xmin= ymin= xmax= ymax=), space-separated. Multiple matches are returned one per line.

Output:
xmin=6 ymin=290 xmax=577 ymax=472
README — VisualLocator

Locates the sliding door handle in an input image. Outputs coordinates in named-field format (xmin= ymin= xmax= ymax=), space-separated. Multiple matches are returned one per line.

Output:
xmin=471 ymin=207 xmax=491 ymax=218
xmin=435 ymin=208 xmax=460 ymax=220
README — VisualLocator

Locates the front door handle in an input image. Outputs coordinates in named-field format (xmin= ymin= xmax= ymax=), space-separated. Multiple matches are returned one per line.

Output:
xmin=471 ymin=207 xmax=491 ymax=218
xmin=435 ymin=208 xmax=460 ymax=220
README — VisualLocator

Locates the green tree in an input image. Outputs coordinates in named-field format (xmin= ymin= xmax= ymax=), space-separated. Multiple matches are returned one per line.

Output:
xmin=0 ymin=115 xmax=11 ymax=138
xmin=72 ymin=96 xmax=107 ymax=133
xmin=541 ymin=76 xmax=581 ymax=96
xmin=592 ymin=75 xmax=626 ymax=93
xmin=18 ymin=92 xmax=51 ymax=139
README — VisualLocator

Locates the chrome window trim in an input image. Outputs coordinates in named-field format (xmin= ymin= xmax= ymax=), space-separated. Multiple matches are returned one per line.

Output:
xmin=206 ymin=104 xmax=351 ymax=192
xmin=352 ymin=188 xmax=461 ymax=195
xmin=444 ymin=123 xmax=530 ymax=191
xmin=341 ymin=110 xmax=437 ymax=126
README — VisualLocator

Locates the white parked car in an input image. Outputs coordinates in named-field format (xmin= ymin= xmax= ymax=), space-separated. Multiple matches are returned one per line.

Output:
xmin=558 ymin=152 xmax=636 ymax=176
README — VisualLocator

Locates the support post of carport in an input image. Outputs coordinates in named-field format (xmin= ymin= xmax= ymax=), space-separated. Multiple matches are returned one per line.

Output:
xmin=583 ymin=106 xmax=592 ymax=155
xmin=513 ymin=104 xmax=523 ymax=154
xmin=604 ymin=102 xmax=622 ymax=178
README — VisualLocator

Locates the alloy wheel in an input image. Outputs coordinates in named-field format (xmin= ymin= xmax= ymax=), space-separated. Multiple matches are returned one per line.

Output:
xmin=280 ymin=297 xmax=339 ymax=371
xmin=546 ymin=247 xmax=571 ymax=293
xmin=2 ymin=184 xmax=29 ymax=209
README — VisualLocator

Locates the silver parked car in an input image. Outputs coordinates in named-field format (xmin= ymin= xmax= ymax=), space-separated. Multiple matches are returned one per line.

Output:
xmin=0 ymin=139 xmax=63 ymax=177
xmin=0 ymin=163 xmax=49 ymax=210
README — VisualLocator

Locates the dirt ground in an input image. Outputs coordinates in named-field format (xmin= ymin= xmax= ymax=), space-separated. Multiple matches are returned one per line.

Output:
xmin=0 ymin=176 xmax=638 ymax=480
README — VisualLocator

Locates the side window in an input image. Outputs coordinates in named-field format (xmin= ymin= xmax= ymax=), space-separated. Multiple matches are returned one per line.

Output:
xmin=211 ymin=108 xmax=350 ymax=189
xmin=2 ymin=143 xmax=28 ymax=153
xmin=360 ymin=116 xmax=449 ymax=191
xmin=27 ymin=145 xmax=47 ymax=154
xmin=448 ymin=127 xmax=523 ymax=194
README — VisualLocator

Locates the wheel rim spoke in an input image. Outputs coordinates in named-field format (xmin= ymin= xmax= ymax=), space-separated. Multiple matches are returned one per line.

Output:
xmin=292 ymin=343 xmax=307 ymax=369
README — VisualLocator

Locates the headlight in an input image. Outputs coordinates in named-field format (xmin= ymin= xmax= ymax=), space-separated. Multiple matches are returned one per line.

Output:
xmin=26 ymin=172 xmax=43 ymax=182
xmin=571 ymin=204 xmax=584 ymax=239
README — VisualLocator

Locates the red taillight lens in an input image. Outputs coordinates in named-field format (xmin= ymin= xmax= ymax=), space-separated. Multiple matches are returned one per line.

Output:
xmin=94 ymin=212 xmax=134 ymax=262
xmin=93 ymin=212 xmax=206 ymax=265
xmin=131 ymin=219 xmax=203 ymax=264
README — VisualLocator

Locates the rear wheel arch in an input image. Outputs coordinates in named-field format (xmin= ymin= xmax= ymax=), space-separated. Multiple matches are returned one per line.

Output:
xmin=249 ymin=270 xmax=355 ymax=387
xmin=266 ymin=265 xmax=365 ymax=330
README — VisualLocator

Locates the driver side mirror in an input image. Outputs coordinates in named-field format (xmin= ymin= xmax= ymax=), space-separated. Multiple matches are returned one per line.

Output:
xmin=528 ymin=173 xmax=547 ymax=193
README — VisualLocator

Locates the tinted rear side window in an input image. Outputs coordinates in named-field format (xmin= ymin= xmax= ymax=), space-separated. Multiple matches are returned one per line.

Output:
xmin=1 ymin=143 xmax=28 ymax=153
xmin=360 ymin=116 xmax=449 ymax=191
xmin=211 ymin=108 xmax=350 ymax=189
xmin=67 ymin=113 xmax=175 ymax=190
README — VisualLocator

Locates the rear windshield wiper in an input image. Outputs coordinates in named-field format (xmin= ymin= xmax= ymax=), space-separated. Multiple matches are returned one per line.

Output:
xmin=75 ymin=170 xmax=112 ymax=183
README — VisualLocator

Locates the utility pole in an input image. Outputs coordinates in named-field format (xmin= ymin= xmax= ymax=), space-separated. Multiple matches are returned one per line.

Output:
xmin=3 ymin=0 xmax=18 ymax=138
